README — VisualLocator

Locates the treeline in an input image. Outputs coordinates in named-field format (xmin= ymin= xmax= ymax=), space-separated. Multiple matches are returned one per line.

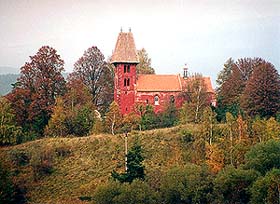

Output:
xmin=93 ymin=140 xmax=280 ymax=204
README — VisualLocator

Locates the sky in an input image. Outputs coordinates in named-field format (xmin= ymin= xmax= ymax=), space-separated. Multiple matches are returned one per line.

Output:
xmin=0 ymin=0 xmax=279 ymax=87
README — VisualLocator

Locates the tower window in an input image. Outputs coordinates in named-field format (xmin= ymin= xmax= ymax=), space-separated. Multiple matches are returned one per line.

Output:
xmin=127 ymin=78 xmax=130 ymax=86
xmin=124 ymin=78 xmax=127 ymax=86
xmin=154 ymin=95 xmax=159 ymax=105
xmin=124 ymin=65 xmax=127 ymax=73
xmin=127 ymin=65 xmax=130 ymax=73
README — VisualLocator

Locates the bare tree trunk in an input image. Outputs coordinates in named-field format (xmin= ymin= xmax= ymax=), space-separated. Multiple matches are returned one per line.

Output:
xmin=195 ymin=85 xmax=202 ymax=123
xmin=111 ymin=114 xmax=115 ymax=135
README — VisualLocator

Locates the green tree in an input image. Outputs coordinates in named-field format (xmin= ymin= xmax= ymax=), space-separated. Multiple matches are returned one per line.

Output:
xmin=244 ymin=140 xmax=280 ymax=175
xmin=112 ymin=141 xmax=145 ymax=183
xmin=160 ymin=164 xmax=213 ymax=204
xmin=241 ymin=62 xmax=280 ymax=118
xmin=94 ymin=180 xmax=158 ymax=204
xmin=0 ymin=97 xmax=22 ymax=145
xmin=216 ymin=57 xmax=234 ymax=92
xmin=213 ymin=165 xmax=259 ymax=204
xmin=250 ymin=168 xmax=280 ymax=204
xmin=136 ymin=48 xmax=155 ymax=74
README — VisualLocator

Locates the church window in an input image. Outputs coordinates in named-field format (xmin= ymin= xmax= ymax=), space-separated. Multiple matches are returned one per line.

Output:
xmin=127 ymin=65 xmax=130 ymax=73
xmin=154 ymin=95 xmax=159 ymax=105
xmin=127 ymin=78 xmax=130 ymax=86
xmin=124 ymin=78 xmax=127 ymax=86
xmin=124 ymin=65 xmax=127 ymax=73
xmin=170 ymin=95 xmax=175 ymax=103
xmin=146 ymin=99 xmax=149 ymax=104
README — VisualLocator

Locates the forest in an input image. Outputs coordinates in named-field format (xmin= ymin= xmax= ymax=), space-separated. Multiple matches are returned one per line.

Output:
xmin=1 ymin=45 xmax=280 ymax=204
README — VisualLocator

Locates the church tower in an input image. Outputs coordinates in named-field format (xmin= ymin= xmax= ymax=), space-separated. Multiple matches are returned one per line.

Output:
xmin=111 ymin=30 xmax=139 ymax=115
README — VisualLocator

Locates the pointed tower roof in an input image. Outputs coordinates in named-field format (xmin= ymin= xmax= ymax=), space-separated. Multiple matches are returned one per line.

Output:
xmin=111 ymin=31 xmax=139 ymax=64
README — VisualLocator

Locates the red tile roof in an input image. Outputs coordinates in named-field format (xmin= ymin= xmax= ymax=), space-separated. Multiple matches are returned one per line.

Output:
xmin=136 ymin=75 xmax=182 ymax=92
xmin=136 ymin=74 xmax=214 ymax=93
xmin=111 ymin=32 xmax=139 ymax=64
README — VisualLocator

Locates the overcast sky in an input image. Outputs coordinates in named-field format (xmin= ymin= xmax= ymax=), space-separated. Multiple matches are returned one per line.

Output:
xmin=0 ymin=0 xmax=279 ymax=86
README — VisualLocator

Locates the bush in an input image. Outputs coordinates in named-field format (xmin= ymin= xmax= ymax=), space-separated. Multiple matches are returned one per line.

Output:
xmin=10 ymin=150 xmax=30 ymax=166
xmin=31 ymin=149 xmax=55 ymax=180
xmin=213 ymin=165 xmax=259 ymax=204
xmin=180 ymin=129 xmax=194 ymax=143
xmin=160 ymin=164 xmax=213 ymax=204
xmin=0 ymin=161 xmax=15 ymax=204
xmin=93 ymin=180 xmax=158 ymax=204
xmin=244 ymin=139 xmax=280 ymax=175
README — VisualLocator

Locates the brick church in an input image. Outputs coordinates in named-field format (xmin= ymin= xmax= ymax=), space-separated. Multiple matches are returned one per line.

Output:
xmin=111 ymin=30 xmax=215 ymax=115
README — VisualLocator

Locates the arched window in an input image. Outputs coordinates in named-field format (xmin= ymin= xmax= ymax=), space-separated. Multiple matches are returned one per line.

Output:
xmin=127 ymin=65 xmax=130 ymax=73
xmin=124 ymin=65 xmax=127 ymax=73
xmin=127 ymin=78 xmax=130 ymax=86
xmin=124 ymin=78 xmax=127 ymax=86
xmin=154 ymin=95 xmax=159 ymax=105
xmin=170 ymin=95 xmax=175 ymax=104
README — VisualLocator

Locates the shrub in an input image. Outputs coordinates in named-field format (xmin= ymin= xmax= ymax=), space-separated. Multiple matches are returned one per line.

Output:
xmin=31 ymin=149 xmax=55 ymax=180
xmin=0 ymin=161 xmax=15 ymax=204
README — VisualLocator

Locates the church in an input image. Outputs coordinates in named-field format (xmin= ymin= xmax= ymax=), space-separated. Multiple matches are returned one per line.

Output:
xmin=110 ymin=30 xmax=215 ymax=115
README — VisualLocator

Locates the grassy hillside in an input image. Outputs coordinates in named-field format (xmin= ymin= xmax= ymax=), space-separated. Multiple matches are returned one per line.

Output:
xmin=0 ymin=125 xmax=197 ymax=204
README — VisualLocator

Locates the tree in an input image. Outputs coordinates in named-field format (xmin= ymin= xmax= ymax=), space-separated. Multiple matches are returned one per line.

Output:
xmin=216 ymin=57 xmax=234 ymax=92
xmin=136 ymin=48 xmax=155 ymax=74
xmin=181 ymin=74 xmax=210 ymax=123
xmin=69 ymin=46 xmax=114 ymax=113
xmin=213 ymin=165 xmax=259 ymax=204
xmin=112 ymin=141 xmax=145 ymax=183
xmin=44 ymin=97 xmax=67 ymax=137
xmin=244 ymin=140 xmax=280 ymax=175
xmin=250 ymin=168 xmax=280 ymax=204
xmin=241 ymin=62 xmax=280 ymax=118
xmin=218 ymin=58 xmax=265 ymax=112
xmin=0 ymin=97 xmax=22 ymax=145
xmin=93 ymin=180 xmax=158 ymax=204
xmin=45 ymin=79 xmax=97 ymax=137
xmin=160 ymin=164 xmax=213 ymax=204
xmin=105 ymin=101 xmax=122 ymax=135
xmin=6 ymin=46 xmax=66 ymax=136
xmin=122 ymin=112 xmax=141 ymax=132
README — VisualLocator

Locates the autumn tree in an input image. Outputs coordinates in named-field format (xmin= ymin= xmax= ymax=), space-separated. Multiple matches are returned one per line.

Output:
xmin=136 ymin=48 xmax=155 ymax=74
xmin=0 ymin=97 xmax=22 ymax=145
xmin=6 ymin=46 xmax=66 ymax=136
xmin=217 ymin=58 xmax=265 ymax=120
xmin=47 ymin=79 xmax=96 ymax=137
xmin=105 ymin=101 xmax=122 ymax=135
xmin=180 ymin=74 xmax=209 ymax=123
xmin=44 ymin=97 xmax=67 ymax=137
xmin=241 ymin=62 xmax=280 ymax=118
xmin=69 ymin=46 xmax=114 ymax=113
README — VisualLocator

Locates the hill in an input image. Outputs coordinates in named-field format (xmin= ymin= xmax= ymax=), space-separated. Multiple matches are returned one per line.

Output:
xmin=0 ymin=125 xmax=195 ymax=204
xmin=0 ymin=74 xmax=19 ymax=95
xmin=0 ymin=66 xmax=20 ymax=74
xmin=0 ymin=73 xmax=69 ymax=96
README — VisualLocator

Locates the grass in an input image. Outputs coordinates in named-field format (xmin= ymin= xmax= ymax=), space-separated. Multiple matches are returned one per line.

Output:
xmin=0 ymin=124 xmax=199 ymax=204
